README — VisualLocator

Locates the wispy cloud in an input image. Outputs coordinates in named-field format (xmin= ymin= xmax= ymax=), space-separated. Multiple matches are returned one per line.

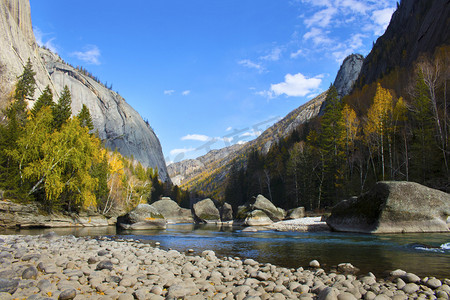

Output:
xmin=260 ymin=47 xmax=282 ymax=61
xmin=290 ymin=49 xmax=303 ymax=58
xmin=270 ymin=73 xmax=323 ymax=97
xmin=181 ymin=90 xmax=191 ymax=96
xmin=303 ymin=28 xmax=333 ymax=46
xmin=241 ymin=130 xmax=262 ymax=138
xmin=33 ymin=27 xmax=57 ymax=53
xmin=226 ymin=126 xmax=232 ymax=132
xmin=238 ymin=59 xmax=264 ymax=73
xmin=72 ymin=45 xmax=101 ymax=65
xmin=304 ymin=6 xmax=337 ymax=28
xmin=169 ymin=147 xmax=195 ymax=156
xmin=164 ymin=90 xmax=175 ymax=95
xmin=181 ymin=134 xmax=210 ymax=142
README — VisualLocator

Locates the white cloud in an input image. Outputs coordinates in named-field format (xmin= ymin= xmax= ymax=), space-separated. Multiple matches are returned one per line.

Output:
xmin=181 ymin=90 xmax=191 ymax=96
xmin=33 ymin=27 xmax=57 ymax=53
xmin=238 ymin=59 xmax=264 ymax=72
xmin=164 ymin=90 xmax=175 ymax=95
xmin=290 ymin=49 xmax=303 ymax=59
xmin=270 ymin=73 xmax=323 ymax=97
xmin=236 ymin=140 xmax=248 ymax=145
xmin=332 ymin=33 xmax=367 ymax=63
xmin=304 ymin=6 xmax=337 ymax=28
xmin=303 ymin=28 xmax=333 ymax=46
xmin=226 ymin=127 xmax=232 ymax=132
xmin=72 ymin=45 xmax=101 ymax=65
xmin=260 ymin=47 xmax=282 ymax=61
xmin=181 ymin=134 xmax=210 ymax=142
xmin=371 ymin=7 xmax=395 ymax=35
xmin=169 ymin=147 xmax=195 ymax=156
xmin=339 ymin=0 xmax=370 ymax=14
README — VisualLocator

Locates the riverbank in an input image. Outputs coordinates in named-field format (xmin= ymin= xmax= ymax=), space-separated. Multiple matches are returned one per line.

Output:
xmin=0 ymin=234 xmax=449 ymax=300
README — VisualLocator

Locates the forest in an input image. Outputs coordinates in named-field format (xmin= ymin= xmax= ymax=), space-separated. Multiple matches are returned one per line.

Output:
xmin=0 ymin=59 xmax=189 ymax=214
xmin=224 ymin=47 xmax=449 ymax=213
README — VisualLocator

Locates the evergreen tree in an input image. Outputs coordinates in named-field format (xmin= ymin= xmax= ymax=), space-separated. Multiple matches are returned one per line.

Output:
xmin=53 ymin=85 xmax=72 ymax=129
xmin=77 ymin=104 xmax=94 ymax=130
xmin=31 ymin=85 xmax=53 ymax=118
xmin=14 ymin=58 xmax=36 ymax=103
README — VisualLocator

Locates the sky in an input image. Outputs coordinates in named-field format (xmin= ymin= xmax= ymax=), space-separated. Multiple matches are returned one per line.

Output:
xmin=30 ymin=0 xmax=397 ymax=165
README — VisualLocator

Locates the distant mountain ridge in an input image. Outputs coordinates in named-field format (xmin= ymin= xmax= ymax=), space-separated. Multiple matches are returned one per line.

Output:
xmin=0 ymin=0 xmax=169 ymax=181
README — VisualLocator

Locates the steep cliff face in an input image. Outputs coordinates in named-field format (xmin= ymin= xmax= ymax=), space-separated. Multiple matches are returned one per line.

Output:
xmin=333 ymin=54 xmax=364 ymax=98
xmin=356 ymin=0 xmax=450 ymax=87
xmin=0 ymin=0 xmax=169 ymax=181
xmin=0 ymin=0 xmax=54 ymax=103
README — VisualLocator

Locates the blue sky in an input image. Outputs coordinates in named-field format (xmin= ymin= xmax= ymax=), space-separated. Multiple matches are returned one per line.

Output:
xmin=30 ymin=0 xmax=396 ymax=164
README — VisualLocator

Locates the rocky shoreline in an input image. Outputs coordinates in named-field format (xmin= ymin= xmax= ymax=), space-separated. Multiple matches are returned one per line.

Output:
xmin=0 ymin=234 xmax=449 ymax=300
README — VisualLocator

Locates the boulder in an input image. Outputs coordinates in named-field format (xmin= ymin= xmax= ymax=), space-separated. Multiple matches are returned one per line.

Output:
xmin=245 ymin=210 xmax=273 ymax=226
xmin=219 ymin=202 xmax=233 ymax=222
xmin=250 ymin=195 xmax=285 ymax=222
xmin=192 ymin=198 xmax=220 ymax=223
xmin=287 ymin=207 xmax=306 ymax=219
xmin=117 ymin=204 xmax=166 ymax=230
xmin=327 ymin=181 xmax=450 ymax=233
xmin=151 ymin=197 xmax=193 ymax=223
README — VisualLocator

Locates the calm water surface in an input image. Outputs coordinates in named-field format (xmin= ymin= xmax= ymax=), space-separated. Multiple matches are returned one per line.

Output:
xmin=2 ymin=224 xmax=449 ymax=279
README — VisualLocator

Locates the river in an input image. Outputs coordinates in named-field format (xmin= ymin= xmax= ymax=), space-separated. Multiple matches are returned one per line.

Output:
xmin=2 ymin=224 xmax=449 ymax=279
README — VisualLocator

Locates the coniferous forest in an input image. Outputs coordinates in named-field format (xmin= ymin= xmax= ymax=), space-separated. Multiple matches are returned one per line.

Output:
xmin=224 ymin=47 xmax=449 ymax=213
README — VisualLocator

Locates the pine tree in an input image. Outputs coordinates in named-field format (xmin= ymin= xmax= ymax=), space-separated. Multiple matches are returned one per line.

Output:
xmin=31 ymin=85 xmax=53 ymax=118
xmin=53 ymin=85 xmax=72 ymax=129
xmin=14 ymin=58 xmax=36 ymax=103
xmin=77 ymin=104 xmax=94 ymax=130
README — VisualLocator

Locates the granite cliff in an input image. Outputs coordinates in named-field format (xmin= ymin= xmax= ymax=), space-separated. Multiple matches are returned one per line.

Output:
xmin=333 ymin=54 xmax=364 ymax=98
xmin=0 ymin=0 xmax=169 ymax=181
xmin=356 ymin=0 xmax=450 ymax=87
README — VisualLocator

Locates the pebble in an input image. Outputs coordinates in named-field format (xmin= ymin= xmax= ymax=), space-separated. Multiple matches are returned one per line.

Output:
xmin=0 ymin=234 xmax=446 ymax=300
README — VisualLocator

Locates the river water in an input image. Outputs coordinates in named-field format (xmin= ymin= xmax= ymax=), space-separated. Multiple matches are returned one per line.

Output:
xmin=2 ymin=224 xmax=449 ymax=279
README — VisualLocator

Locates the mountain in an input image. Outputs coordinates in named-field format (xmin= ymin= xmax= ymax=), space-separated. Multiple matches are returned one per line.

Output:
xmin=0 ymin=0 xmax=169 ymax=181
xmin=333 ymin=54 xmax=364 ymax=98
xmin=356 ymin=0 xmax=450 ymax=88
xmin=171 ymin=91 xmax=327 ymax=197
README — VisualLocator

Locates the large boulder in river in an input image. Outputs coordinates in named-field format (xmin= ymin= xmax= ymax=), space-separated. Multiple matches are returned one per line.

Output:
xmin=327 ymin=181 xmax=450 ymax=233
xmin=151 ymin=197 xmax=193 ymax=223
xmin=250 ymin=195 xmax=285 ymax=222
xmin=245 ymin=210 xmax=273 ymax=226
xmin=219 ymin=202 xmax=233 ymax=222
xmin=117 ymin=204 xmax=166 ymax=230
xmin=193 ymin=198 xmax=220 ymax=224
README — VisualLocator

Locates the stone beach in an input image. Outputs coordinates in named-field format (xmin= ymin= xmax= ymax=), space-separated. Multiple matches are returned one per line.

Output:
xmin=0 ymin=233 xmax=449 ymax=300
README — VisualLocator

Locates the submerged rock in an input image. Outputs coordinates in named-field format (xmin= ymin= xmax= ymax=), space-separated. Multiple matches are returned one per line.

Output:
xmin=117 ymin=204 xmax=166 ymax=230
xmin=327 ymin=181 xmax=450 ymax=233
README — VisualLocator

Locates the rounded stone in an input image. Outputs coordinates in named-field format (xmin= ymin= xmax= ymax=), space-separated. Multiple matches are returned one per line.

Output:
xmin=117 ymin=294 xmax=134 ymax=300
xmin=403 ymin=273 xmax=421 ymax=283
xmin=58 ymin=288 xmax=77 ymax=300
xmin=22 ymin=266 xmax=38 ymax=279
xmin=309 ymin=260 xmax=320 ymax=268
xmin=96 ymin=260 xmax=113 ymax=271
xmin=97 ymin=250 xmax=109 ymax=256
xmin=338 ymin=292 xmax=357 ymax=300
xmin=402 ymin=283 xmax=420 ymax=294
xmin=426 ymin=278 xmax=442 ymax=289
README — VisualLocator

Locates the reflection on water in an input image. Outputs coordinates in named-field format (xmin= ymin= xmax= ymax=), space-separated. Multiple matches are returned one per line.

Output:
xmin=1 ymin=224 xmax=449 ymax=279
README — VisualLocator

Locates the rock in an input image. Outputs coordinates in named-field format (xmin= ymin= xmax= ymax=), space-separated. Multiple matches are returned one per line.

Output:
xmin=22 ymin=266 xmax=38 ymax=279
xmin=97 ymin=250 xmax=108 ymax=256
xmin=402 ymin=273 xmax=421 ymax=283
xmin=250 ymin=195 xmax=284 ymax=222
xmin=0 ymin=278 xmax=19 ymax=294
xmin=96 ymin=260 xmax=114 ymax=271
xmin=333 ymin=54 xmax=364 ymax=98
xmin=151 ymin=198 xmax=193 ymax=223
xmin=337 ymin=263 xmax=359 ymax=275
xmin=309 ymin=260 xmax=320 ymax=268
xmin=390 ymin=269 xmax=407 ymax=277
xmin=318 ymin=287 xmax=338 ymax=300
xmin=117 ymin=204 xmax=167 ymax=230
xmin=244 ymin=210 xmax=273 ymax=226
xmin=402 ymin=283 xmax=420 ymax=294
xmin=0 ymin=292 xmax=12 ymax=300
xmin=193 ymin=198 xmax=221 ymax=223
xmin=425 ymin=277 xmax=442 ymax=289
xmin=220 ymin=202 xmax=234 ymax=222
xmin=327 ymin=181 xmax=450 ymax=233
xmin=286 ymin=207 xmax=305 ymax=219
xmin=37 ymin=279 xmax=52 ymax=292
xmin=338 ymin=292 xmax=358 ymax=300
xmin=59 ymin=288 xmax=77 ymax=300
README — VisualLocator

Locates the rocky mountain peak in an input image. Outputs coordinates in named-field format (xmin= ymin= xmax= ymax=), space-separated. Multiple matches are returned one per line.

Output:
xmin=333 ymin=54 xmax=364 ymax=98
